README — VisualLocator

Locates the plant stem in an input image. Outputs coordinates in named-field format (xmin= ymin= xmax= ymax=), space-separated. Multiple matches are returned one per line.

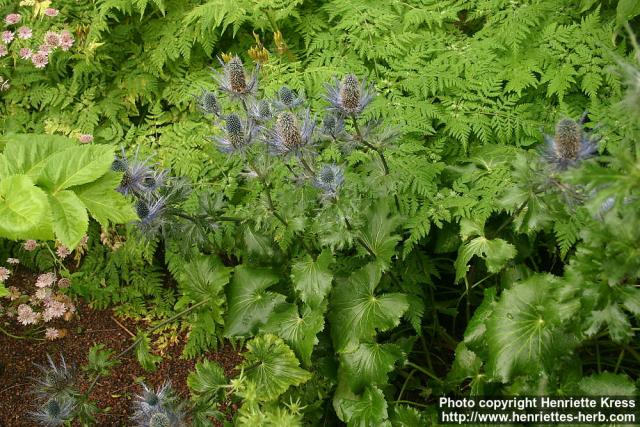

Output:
xmin=405 ymin=361 xmax=443 ymax=384
xmin=0 ymin=325 xmax=44 ymax=340
xmin=343 ymin=216 xmax=376 ymax=257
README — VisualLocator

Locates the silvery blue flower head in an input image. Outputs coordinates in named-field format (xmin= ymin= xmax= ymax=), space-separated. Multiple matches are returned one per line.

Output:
xmin=31 ymin=354 xmax=76 ymax=402
xmin=274 ymin=86 xmax=305 ymax=110
xmin=30 ymin=396 xmax=75 ymax=427
xmin=112 ymin=147 xmax=158 ymax=197
xmin=324 ymin=74 xmax=375 ymax=117
xmin=249 ymin=99 xmax=274 ymax=122
xmin=543 ymin=116 xmax=599 ymax=170
xmin=265 ymin=109 xmax=316 ymax=157
xmin=320 ymin=112 xmax=347 ymax=140
xmin=211 ymin=55 xmax=258 ymax=101
xmin=212 ymin=113 xmax=258 ymax=154
xmin=131 ymin=382 xmax=185 ymax=427
xmin=194 ymin=89 xmax=220 ymax=116
xmin=314 ymin=164 xmax=344 ymax=199
xmin=135 ymin=194 xmax=169 ymax=238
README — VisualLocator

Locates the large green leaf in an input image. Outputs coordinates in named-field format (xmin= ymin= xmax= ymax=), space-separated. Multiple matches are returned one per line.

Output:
xmin=584 ymin=303 xmax=632 ymax=343
xmin=242 ymin=334 xmax=311 ymax=402
xmin=339 ymin=386 xmax=390 ymax=427
xmin=291 ymin=249 xmax=334 ymax=308
xmin=177 ymin=255 xmax=232 ymax=303
xmin=188 ymin=360 xmax=228 ymax=402
xmin=73 ymin=171 xmax=137 ymax=226
xmin=341 ymin=342 xmax=404 ymax=393
xmin=455 ymin=236 xmax=516 ymax=282
xmin=224 ymin=265 xmax=285 ymax=337
xmin=359 ymin=203 xmax=401 ymax=270
xmin=49 ymin=190 xmax=88 ymax=248
xmin=39 ymin=145 xmax=114 ymax=192
xmin=0 ymin=175 xmax=52 ymax=240
xmin=262 ymin=303 xmax=325 ymax=367
xmin=447 ymin=343 xmax=482 ymax=385
xmin=0 ymin=134 xmax=73 ymax=180
xmin=485 ymin=275 xmax=568 ymax=382
xmin=329 ymin=263 xmax=409 ymax=352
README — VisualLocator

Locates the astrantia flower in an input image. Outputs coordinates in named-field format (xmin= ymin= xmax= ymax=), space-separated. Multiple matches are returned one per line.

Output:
xmin=78 ymin=133 xmax=93 ymax=143
xmin=58 ymin=30 xmax=73 ymax=51
xmin=112 ymin=148 xmax=158 ymax=196
xmin=24 ymin=239 xmax=38 ymax=251
xmin=56 ymin=245 xmax=70 ymax=259
xmin=17 ymin=304 xmax=39 ymax=325
xmin=36 ymin=272 xmax=57 ymax=288
xmin=39 ymin=44 xmax=53 ymax=54
xmin=43 ymin=300 xmax=67 ymax=321
xmin=195 ymin=89 xmax=220 ymax=116
xmin=31 ymin=51 xmax=49 ymax=68
xmin=0 ymin=266 xmax=9 ymax=282
xmin=35 ymin=288 xmax=52 ymax=300
xmin=30 ymin=396 xmax=75 ymax=426
xmin=57 ymin=278 xmax=71 ymax=289
xmin=19 ymin=47 xmax=32 ymax=59
xmin=248 ymin=99 xmax=273 ymax=122
xmin=324 ymin=73 xmax=375 ymax=117
xmin=44 ymin=31 xmax=60 ymax=47
xmin=314 ymin=164 xmax=345 ymax=199
xmin=5 ymin=13 xmax=21 ymax=25
xmin=0 ymin=44 xmax=7 ymax=57
xmin=2 ymin=30 xmax=14 ymax=43
xmin=266 ymin=110 xmax=315 ymax=157
xmin=44 ymin=8 xmax=59 ymax=17
xmin=212 ymin=55 xmax=258 ymax=100
xmin=45 ymin=328 xmax=61 ymax=341
xmin=212 ymin=113 xmax=257 ymax=154
xmin=274 ymin=86 xmax=304 ymax=110
xmin=17 ymin=26 xmax=31 ymax=39
xmin=7 ymin=257 xmax=19 ymax=265
xmin=543 ymin=117 xmax=599 ymax=170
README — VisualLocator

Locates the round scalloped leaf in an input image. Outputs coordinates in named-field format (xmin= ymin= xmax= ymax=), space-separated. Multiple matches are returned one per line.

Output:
xmin=0 ymin=175 xmax=52 ymax=240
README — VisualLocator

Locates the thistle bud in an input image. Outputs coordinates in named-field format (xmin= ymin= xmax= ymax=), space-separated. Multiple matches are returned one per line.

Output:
xmin=339 ymin=74 xmax=361 ymax=113
xmin=198 ymin=90 xmax=219 ymax=115
xmin=258 ymin=100 xmax=272 ymax=118
xmin=227 ymin=56 xmax=247 ymax=94
xmin=225 ymin=114 xmax=244 ymax=149
xmin=135 ymin=200 xmax=150 ymax=219
xmin=276 ymin=112 xmax=302 ymax=149
xmin=554 ymin=119 xmax=582 ymax=161
xmin=279 ymin=86 xmax=294 ymax=106
xmin=111 ymin=157 xmax=127 ymax=172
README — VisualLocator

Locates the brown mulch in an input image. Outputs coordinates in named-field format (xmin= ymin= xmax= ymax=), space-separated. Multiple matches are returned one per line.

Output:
xmin=0 ymin=270 xmax=244 ymax=427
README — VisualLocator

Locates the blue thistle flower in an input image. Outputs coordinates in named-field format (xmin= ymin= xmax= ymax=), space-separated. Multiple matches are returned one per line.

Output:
xmin=273 ymin=86 xmax=305 ymax=110
xmin=314 ymin=164 xmax=344 ymax=199
xmin=131 ymin=382 xmax=185 ymax=427
xmin=212 ymin=113 xmax=257 ymax=154
xmin=265 ymin=110 xmax=315 ymax=157
xmin=30 ymin=396 xmax=75 ymax=427
xmin=211 ymin=55 xmax=258 ymax=101
xmin=248 ymin=99 xmax=273 ymax=122
xmin=324 ymin=74 xmax=375 ymax=117
xmin=113 ymin=148 xmax=159 ymax=196
xmin=195 ymin=89 xmax=220 ymax=116
xmin=543 ymin=117 xmax=599 ymax=170
xmin=31 ymin=355 xmax=76 ymax=402
xmin=320 ymin=112 xmax=347 ymax=141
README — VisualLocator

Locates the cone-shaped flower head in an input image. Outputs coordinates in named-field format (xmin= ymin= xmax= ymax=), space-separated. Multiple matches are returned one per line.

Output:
xmin=314 ymin=164 xmax=344 ymax=199
xmin=320 ymin=112 xmax=346 ymax=140
xmin=131 ymin=382 xmax=185 ymax=427
xmin=274 ymin=86 xmax=304 ymax=110
xmin=196 ymin=90 xmax=220 ymax=116
xmin=30 ymin=396 xmax=75 ymax=426
xmin=543 ymin=116 xmax=599 ymax=170
xmin=212 ymin=113 xmax=256 ymax=154
xmin=325 ymin=73 xmax=375 ymax=116
xmin=266 ymin=110 xmax=315 ymax=157
xmin=112 ymin=148 xmax=161 ymax=196
xmin=249 ymin=99 xmax=273 ymax=122
xmin=212 ymin=55 xmax=258 ymax=100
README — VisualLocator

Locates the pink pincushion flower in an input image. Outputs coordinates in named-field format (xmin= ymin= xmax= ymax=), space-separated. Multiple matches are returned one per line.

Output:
xmin=17 ymin=304 xmax=39 ymax=325
xmin=59 ymin=30 xmax=74 ymax=51
xmin=38 ymin=44 xmax=53 ymax=54
xmin=35 ymin=288 xmax=52 ymax=300
xmin=44 ymin=31 xmax=59 ymax=47
xmin=5 ymin=13 xmax=21 ymax=25
xmin=2 ymin=30 xmax=14 ymax=44
xmin=78 ymin=134 xmax=93 ymax=144
xmin=36 ymin=272 xmax=56 ymax=288
xmin=43 ymin=300 xmax=67 ymax=321
xmin=45 ymin=327 xmax=60 ymax=340
xmin=19 ymin=47 xmax=32 ymax=59
xmin=31 ymin=51 xmax=48 ymax=68
xmin=56 ymin=245 xmax=70 ymax=259
xmin=0 ymin=44 xmax=7 ymax=57
xmin=0 ymin=267 xmax=10 ymax=282
xmin=17 ymin=26 xmax=32 ymax=39
xmin=23 ymin=240 xmax=38 ymax=251
xmin=57 ymin=277 xmax=71 ymax=288
xmin=44 ymin=8 xmax=59 ymax=17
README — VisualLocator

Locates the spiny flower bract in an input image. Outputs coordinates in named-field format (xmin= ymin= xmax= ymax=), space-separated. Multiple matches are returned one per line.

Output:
xmin=131 ymin=382 xmax=185 ymax=427
xmin=31 ymin=354 xmax=76 ymax=402
xmin=314 ymin=164 xmax=345 ymax=199
xmin=543 ymin=117 xmax=599 ymax=170
xmin=212 ymin=55 xmax=258 ymax=100
xmin=113 ymin=148 xmax=159 ymax=196
xmin=320 ymin=112 xmax=346 ymax=140
xmin=249 ymin=99 xmax=273 ymax=122
xmin=212 ymin=113 xmax=257 ymax=154
xmin=325 ymin=73 xmax=375 ymax=116
xmin=266 ymin=110 xmax=315 ymax=157
xmin=30 ymin=396 xmax=75 ymax=427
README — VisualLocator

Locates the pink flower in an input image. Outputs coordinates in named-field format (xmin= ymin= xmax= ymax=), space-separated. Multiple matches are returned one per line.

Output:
xmin=44 ymin=8 xmax=59 ymax=17
xmin=57 ymin=277 xmax=71 ymax=288
xmin=43 ymin=300 xmax=67 ymax=321
xmin=31 ymin=51 xmax=48 ymax=68
xmin=2 ymin=30 xmax=14 ymax=44
xmin=56 ymin=245 xmax=70 ymax=259
xmin=5 ymin=13 xmax=21 ymax=25
xmin=19 ymin=47 xmax=32 ymax=59
xmin=36 ymin=272 xmax=56 ymax=288
xmin=59 ymin=30 xmax=74 ymax=51
xmin=6 ymin=258 xmax=19 ymax=265
xmin=45 ymin=327 xmax=60 ymax=340
xmin=38 ymin=44 xmax=53 ymax=54
xmin=0 ymin=267 xmax=10 ymax=282
xmin=0 ymin=44 xmax=7 ymax=57
xmin=44 ymin=31 xmax=59 ymax=47
xmin=17 ymin=26 xmax=32 ymax=39
xmin=35 ymin=288 xmax=52 ymax=300
xmin=17 ymin=304 xmax=39 ymax=325
xmin=23 ymin=240 xmax=38 ymax=251
xmin=78 ymin=134 xmax=93 ymax=144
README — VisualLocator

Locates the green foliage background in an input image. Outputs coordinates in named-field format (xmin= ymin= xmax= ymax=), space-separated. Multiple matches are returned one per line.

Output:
xmin=1 ymin=0 xmax=640 ymax=425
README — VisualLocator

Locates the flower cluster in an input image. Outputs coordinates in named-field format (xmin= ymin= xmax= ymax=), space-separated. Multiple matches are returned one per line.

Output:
xmin=131 ymin=382 xmax=186 ymax=427
xmin=1 ymin=257 xmax=75 ymax=340
xmin=1 ymin=5 xmax=74 ymax=69
xmin=30 ymin=355 xmax=77 ymax=426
